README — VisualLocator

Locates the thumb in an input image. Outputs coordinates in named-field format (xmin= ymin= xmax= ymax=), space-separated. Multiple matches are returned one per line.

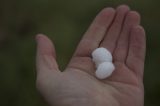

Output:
xmin=36 ymin=34 xmax=60 ymax=75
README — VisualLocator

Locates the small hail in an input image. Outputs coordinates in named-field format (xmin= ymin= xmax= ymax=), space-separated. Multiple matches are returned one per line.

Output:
xmin=92 ymin=47 xmax=115 ymax=79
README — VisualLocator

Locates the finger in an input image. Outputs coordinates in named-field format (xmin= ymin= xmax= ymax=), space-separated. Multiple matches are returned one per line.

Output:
xmin=100 ymin=5 xmax=130 ymax=53
xmin=113 ymin=11 xmax=141 ymax=62
xmin=36 ymin=34 xmax=60 ymax=76
xmin=67 ymin=8 xmax=116 ymax=75
xmin=74 ymin=7 xmax=116 ymax=57
xmin=126 ymin=26 xmax=146 ymax=78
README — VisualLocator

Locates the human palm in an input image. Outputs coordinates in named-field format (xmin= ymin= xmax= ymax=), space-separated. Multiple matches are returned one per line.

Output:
xmin=36 ymin=5 xmax=145 ymax=106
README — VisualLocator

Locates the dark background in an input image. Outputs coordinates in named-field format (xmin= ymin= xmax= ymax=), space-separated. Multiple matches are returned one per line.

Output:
xmin=0 ymin=0 xmax=159 ymax=106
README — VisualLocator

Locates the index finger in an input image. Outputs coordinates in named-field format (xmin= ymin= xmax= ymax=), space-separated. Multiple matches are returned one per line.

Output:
xmin=74 ymin=7 xmax=116 ymax=57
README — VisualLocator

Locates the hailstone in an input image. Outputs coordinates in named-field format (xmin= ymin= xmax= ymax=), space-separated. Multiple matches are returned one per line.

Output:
xmin=95 ymin=62 xmax=115 ymax=79
xmin=92 ymin=47 xmax=112 ymax=67
xmin=92 ymin=47 xmax=115 ymax=79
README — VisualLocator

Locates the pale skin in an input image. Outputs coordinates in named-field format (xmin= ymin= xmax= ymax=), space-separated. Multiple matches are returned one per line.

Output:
xmin=36 ymin=5 xmax=146 ymax=106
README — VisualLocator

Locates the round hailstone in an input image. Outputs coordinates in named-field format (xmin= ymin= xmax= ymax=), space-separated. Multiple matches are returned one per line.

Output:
xmin=92 ymin=47 xmax=112 ymax=67
xmin=95 ymin=62 xmax=115 ymax=79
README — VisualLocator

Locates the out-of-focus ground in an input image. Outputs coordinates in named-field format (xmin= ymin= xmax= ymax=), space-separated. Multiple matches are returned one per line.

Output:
xmin=0 ymin=0 xmax=160 ymax=106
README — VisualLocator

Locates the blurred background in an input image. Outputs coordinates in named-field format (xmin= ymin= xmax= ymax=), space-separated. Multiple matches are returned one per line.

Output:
xmin=0 ymin=0 xmax=159 ymax=106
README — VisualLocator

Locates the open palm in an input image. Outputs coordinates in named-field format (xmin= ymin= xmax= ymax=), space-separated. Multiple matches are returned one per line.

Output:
xmin=36 ymin=5 xmax=145 ymax=106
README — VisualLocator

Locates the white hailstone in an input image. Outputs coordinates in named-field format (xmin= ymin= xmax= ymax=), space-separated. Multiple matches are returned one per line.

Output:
xmin=92 ymin=47 xmax=115 ymax=79
xmin=95 ymin=62 xmax=115 ymax=79
xmin=92 ymin=47 xmax=112 ymax=67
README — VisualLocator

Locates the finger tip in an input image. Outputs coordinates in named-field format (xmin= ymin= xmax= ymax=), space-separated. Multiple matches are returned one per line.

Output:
xmin=101 ymin=7 xmax=115 ymax=16
xmin=117 ymin=4 xmax=130 ymax=11
xmin=36 ymin=33 xmax=52 ymax=46
xmin=131 ymin=25 xmax=146 ymax=44
xmin=132 ymin=25 xmax=145 ymax=33
xmin=36 ymin=33 xmax=49 ymax=50
xmin=128 ymin=11 xmax=141 ymax=21
xmin=36 ymin=33 xmax=46 ymax=41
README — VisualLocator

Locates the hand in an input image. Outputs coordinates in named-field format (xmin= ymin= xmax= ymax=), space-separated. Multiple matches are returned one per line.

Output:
xmin=36 ymin=5 xmax=146 ymax=106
